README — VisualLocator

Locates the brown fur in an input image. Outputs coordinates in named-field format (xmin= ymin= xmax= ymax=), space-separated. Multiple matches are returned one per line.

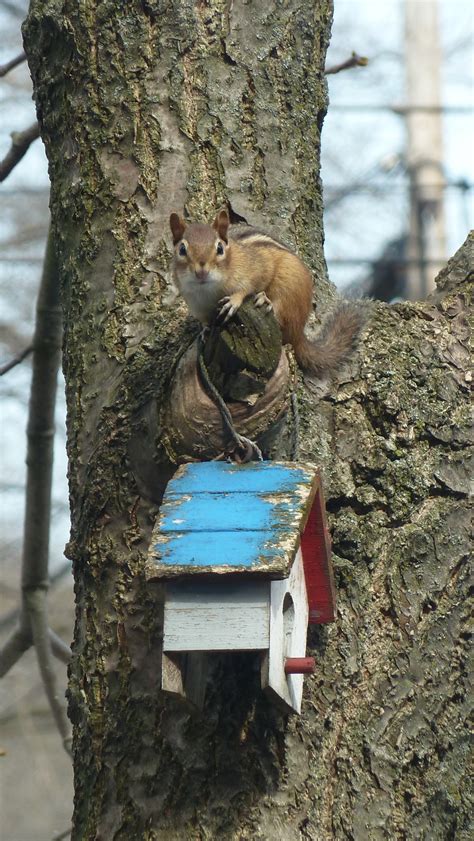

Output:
xmin=170 ymin=210 xmax=365 ymax=377
xmin=230 ymin=226 xmax=291 ymax=251
xmin=292 ymin=303 xmax=366 ymax=376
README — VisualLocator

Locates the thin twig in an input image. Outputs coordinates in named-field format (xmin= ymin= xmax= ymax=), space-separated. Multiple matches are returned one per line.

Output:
xmin=0 ymin=122 xmax=40 ymax=182
xmin=197 ymin=333 xmax=263 ymax=463
xmin=0 ymin=624 xmax=71 ymax=673
xmin=25 ymin=589 xmax=72 ymax=756
xmin=49 ymin=628 xmax=72 ymax=664
xmin=325 ymin=52 xmax=369 ymax=75
xmin=52 ymin=828 xmax=71 ymax=841
xmin=0 ymin=344 xmax=33 ymax=376
xmin=0 ymin=50 xmax=26 ymax=77
xmin=0 ymin=559 xmax=72 ymax=632
xmin=289 ymin=392 xmax=300 ymax=460
xmin=0 ymin=0 xmax=26 ymax=20
xmin=0 ymin=622 xmax=31 ymax=677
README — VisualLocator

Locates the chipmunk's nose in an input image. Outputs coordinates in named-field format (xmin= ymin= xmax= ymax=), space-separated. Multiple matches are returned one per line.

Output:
xmin=195 ymin=263 xmax=209 ymax=281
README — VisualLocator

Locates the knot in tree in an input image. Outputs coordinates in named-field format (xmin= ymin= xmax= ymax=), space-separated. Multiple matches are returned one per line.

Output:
xmin=163 ymin=299 xmax=293 ymax=463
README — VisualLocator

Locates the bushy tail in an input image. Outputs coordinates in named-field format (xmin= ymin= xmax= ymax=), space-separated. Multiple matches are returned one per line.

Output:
xmin=293 ymin=303 xmax=366 ymax=377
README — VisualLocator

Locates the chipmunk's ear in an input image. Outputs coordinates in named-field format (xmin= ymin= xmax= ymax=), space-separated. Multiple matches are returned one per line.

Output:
xmin=170 ymin=213 xmax=186 ymax=244
xmin=212 ymin=208 xmax=229 ymax=242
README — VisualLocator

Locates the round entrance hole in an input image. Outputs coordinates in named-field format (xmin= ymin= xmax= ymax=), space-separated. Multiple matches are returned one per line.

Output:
xmin=282 ymin=592 xmax=295 ymax=658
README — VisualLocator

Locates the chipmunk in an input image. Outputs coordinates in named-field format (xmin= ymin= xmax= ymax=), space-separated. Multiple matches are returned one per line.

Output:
xmin=170 ymin=208 xmax=365 ymax=377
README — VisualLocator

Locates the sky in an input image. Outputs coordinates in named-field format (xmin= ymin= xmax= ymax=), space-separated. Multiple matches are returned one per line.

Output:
xmin=322 ymin=0 xmax=474 ymax=288
xmin=0 ymin=0 xmax=473 ymax=577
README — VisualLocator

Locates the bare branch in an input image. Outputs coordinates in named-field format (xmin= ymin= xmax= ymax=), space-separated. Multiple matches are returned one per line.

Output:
xmin=0 ymin=343 xmax=33 ymax=376
xmin=0 ymin=622 xmax=31 ymax=677
xmin=25 ymin=589 xmax=72 ymax=755
xmin=0 ymin=559 xmax=72 ymax=632
xmin=0 ymin=50 xmax=26 ymax=77
xmin=18 ymin=229 xmax=71 ymax=750
xmin=0 ymin=622 xmax=71 ymax=673
xmin=0 ymin=122 xmax=40 ymax=182
xmin=49 ymin=628 xmax=72 ymax=664
xmin=0 ymin=229 xmax=71 ymax=749
xmin=21 ymin=229 xmax=62 ymax=593
xmin=52 ymin=828 xmax=71 ymax=841
xmin=0 ymin=0 xmax=27 ymax=20
xmin=325 ymin=51 xmax=369 ymax=75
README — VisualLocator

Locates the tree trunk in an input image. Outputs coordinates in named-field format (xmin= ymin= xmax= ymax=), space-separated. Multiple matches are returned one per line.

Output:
xmin=23 ymin=3 xmax=471 ymax=840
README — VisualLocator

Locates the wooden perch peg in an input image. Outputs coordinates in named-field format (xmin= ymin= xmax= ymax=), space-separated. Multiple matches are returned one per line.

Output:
xmin=285 ymin=657 xmax=316 ymax=675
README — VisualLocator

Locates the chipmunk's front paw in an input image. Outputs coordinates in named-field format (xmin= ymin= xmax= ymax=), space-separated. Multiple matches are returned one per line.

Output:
xmin=217 ymin=294 xmax=242 ymax=324
xmin=253 ymin=291 xmax=273 ymax=313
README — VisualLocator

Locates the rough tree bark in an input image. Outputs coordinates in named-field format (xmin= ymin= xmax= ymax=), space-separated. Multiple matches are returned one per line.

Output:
xmin=23 ymin=2 xmax=471 ymax=840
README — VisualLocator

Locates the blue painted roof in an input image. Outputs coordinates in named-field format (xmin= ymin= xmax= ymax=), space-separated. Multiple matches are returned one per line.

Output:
xmin=155 ymin=530 xmax=289 ymax=568
xmin=147 ymin=461 xmax=319 ymax=580
xmin=165 ymin=460 xmax=313 ymax=495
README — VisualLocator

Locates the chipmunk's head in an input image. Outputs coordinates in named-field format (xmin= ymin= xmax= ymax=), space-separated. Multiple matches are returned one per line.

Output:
xmin=170 ymin=209 xmax=229 ymax=284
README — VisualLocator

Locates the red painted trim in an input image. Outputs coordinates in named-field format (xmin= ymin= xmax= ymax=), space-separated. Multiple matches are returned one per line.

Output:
xmin=285 ymin=657 xmax=316 ymax=674
xmin=300 ymin=481 xmax=336 ymax=624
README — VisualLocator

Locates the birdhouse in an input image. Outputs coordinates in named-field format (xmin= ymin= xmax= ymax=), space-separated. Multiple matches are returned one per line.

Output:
xmin=146 ymin=461 xmax=335 ymax=714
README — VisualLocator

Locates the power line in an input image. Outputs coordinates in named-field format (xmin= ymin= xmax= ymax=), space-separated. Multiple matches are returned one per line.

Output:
xmin=329 ymin=104 xmax=472 ymax=113
xmin=0 ymin=256 xmax=43 ymax=263
xmin=0 ymin=187 xmax=49 ymax=195
xmin=325 ymin=181 xmax=473 ymax=192
xmin=326 ymin=257 xmax=448 ymax=265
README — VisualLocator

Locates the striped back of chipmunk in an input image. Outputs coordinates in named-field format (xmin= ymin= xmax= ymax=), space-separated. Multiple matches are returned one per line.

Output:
xmin=229 ymin=226 xmax=294 ymax=253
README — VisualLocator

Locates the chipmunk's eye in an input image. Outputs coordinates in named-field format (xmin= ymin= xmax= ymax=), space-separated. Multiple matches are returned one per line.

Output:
xmin=178 ymin=243 xmax=187 ymax=257
xmin=216 ymin=241 xmax=225 ymax=256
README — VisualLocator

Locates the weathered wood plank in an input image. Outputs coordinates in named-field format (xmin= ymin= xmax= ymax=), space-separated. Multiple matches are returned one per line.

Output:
xmin=146 ymin=461 xmax=323 ymax=580
xmin=162 ymin=652 xmax=185 ymax=696
xmin=165 ymin=460 xmax=318 ymax=496
xmin=300 ymin=483 xmax=336 ymax=624
xmin=161 ymin=652 xmax=209 ymax=710
xmin=163 ymin=580 xmax=270 ymax=651
xmin=147 ymin=528 xmax=299 ymax=578
xmin=261 ymin=547 xmax=309 ymax=714
xmin=159 ymin=490 xmax=308 ymax=534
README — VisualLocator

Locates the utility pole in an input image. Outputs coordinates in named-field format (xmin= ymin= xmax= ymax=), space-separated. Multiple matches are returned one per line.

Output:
xmin=405 ymin=0 xmax=446 ymax=299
